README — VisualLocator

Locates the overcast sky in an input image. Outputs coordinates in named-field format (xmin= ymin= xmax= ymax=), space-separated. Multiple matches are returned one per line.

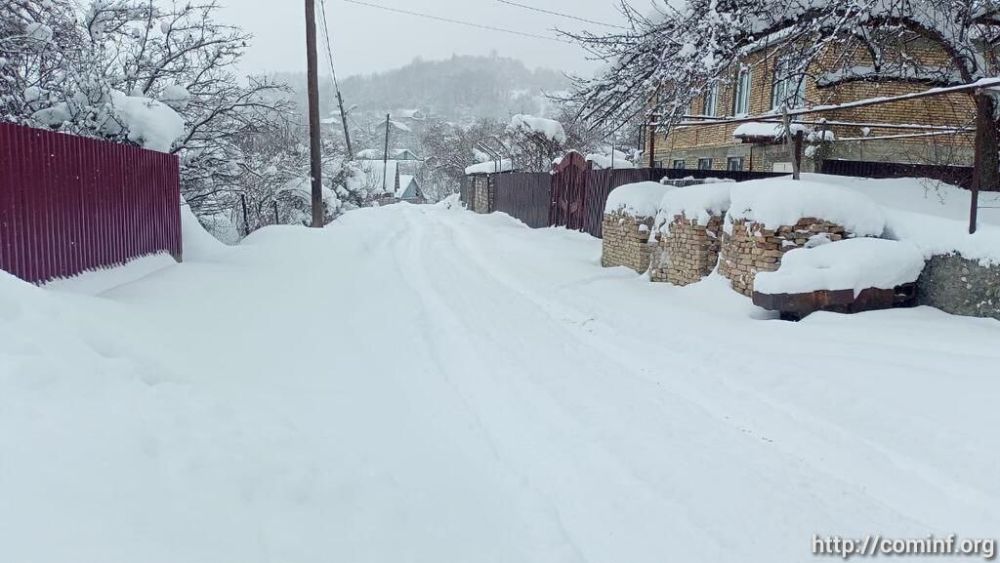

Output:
xmin=218 ymin=0 xmax=628 ymax=78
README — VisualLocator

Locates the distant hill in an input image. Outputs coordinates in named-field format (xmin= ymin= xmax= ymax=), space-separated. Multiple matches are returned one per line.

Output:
xmin=271 ymin=54 xmax=571 ymax=123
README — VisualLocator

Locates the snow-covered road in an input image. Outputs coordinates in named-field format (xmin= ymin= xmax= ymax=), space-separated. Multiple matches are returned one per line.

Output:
xmin=2 ymin=203 xmax=998 ymax=562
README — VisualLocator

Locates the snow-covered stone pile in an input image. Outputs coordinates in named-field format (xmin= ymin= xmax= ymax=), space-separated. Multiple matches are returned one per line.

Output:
xmin=593 ymin=172 xmax=999 ymax=319
xmin=604 ymin=181 xmax=672 ymax=218
xmin=650 ymin=183 xmax=733 ymax=285
xmin=725 ymin=179 xmax=886 ymax=237
xmin=720 ymin=180 xmax=886 ymax=296
xmin=601 ymin=182 xmax=674 ymax=273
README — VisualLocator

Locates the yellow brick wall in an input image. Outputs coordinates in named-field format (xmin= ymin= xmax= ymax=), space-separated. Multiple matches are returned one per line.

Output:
xmin=652 ymin=39 xmax=976 ymax=170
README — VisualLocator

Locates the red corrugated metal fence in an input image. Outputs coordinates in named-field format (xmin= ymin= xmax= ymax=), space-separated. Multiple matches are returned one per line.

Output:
xmin=0 ymin=122 xmax=182 ymax=284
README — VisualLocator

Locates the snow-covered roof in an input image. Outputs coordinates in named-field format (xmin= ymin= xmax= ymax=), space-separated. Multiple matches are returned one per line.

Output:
xmin=726 ymin=178 xmax=886 ymax=237
xmin=395 ymin=108 xmax=425 ymax=120
xmin=733 ymin=122 xmax=808 ymax=140
xmin=356 ymin=149 xmax=382 ymax=159
xmin=465 ymin=159 xmax=514 ymax=175
xmin=396 ymin=175 xmax=419 ymax=198
xmin=509 ymin=114 xmax=567 ymax=144
xmin=391 ymin=149 xmax=422 ymax=160
xmin=347 ymin=160 xmax=400 ymax=195
xmin=754 ymin=238 xmax=925 ymax=296
xmin=605 ymin=181 xmax=673 ymax=217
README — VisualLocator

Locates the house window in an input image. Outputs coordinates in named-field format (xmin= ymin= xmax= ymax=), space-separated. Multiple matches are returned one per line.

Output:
xmin=727 ymin=157 xmax=745 ymax=171
xmin=702 ymin=85 xmax=718 ymax=117
xmin=672 ymin=159 xmax=686 ymax=169
xmin=734 ymin=67 xmax=751 ymax=116
xmin=697 ymin=158 xmax=713 ymax=170
xmin=771 ymin=55 xmax=806 ymax=110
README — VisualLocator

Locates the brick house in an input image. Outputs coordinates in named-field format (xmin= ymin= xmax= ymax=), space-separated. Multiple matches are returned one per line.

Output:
xmin=649 ymin=38 xmax=976 ymax=173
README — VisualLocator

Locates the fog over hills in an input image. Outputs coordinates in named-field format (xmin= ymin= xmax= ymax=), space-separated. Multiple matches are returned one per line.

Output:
xmin=272 ymin=54 xmax=572 ymax=123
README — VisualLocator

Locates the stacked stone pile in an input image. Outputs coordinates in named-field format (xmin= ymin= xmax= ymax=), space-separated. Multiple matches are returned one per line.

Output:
xmin=601 ymin=211 xmax=655 ymax=273
xmin=719 ymin=218 xmax=848 ymax=296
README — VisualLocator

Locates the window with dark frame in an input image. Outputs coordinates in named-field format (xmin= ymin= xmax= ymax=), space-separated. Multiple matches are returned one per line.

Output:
xmin=727 ymin=157 xmax=744 ymax=171
xmin=697 ymin=158 xmax=713 ymax=170
xmin=673 ymin=159 xmax=686 ymax=169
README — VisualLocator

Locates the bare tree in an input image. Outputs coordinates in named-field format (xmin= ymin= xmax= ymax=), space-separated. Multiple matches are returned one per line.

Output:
xmin=569 ymin=0 xmax=1000 ymax=189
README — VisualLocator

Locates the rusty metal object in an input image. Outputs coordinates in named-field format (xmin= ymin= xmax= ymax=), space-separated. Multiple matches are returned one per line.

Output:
xmin=753 ymin=283 xmax=917 ymax=321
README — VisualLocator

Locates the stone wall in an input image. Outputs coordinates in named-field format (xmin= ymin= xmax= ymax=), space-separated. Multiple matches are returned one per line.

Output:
xmin=916 ymin=254 xmax=1000 ymax=320
xmin=719 ymin=218 xmax=847 ymax=296
xmin=471 ymin=175 xmax=495 ymax=214
xmin=601 ymin=211 xmax=655 ymax=273
xmin=650 ymin=215 xmax=725 ymax=285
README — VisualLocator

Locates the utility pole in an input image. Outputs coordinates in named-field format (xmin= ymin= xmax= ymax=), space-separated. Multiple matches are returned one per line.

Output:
xmin=382 ymin=113 xmax=391 ymax=193
xmin=305 ymin=0 xmax=323 ymax=228
xmin=337 ymin=89 xmax=354 ymax=159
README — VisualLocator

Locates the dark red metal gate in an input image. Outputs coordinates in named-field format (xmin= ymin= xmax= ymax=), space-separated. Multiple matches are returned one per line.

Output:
xmin=550 ymin=151 xmax=590 ymax=230
xmin=0 ymin=122 xmax=182 ymax=284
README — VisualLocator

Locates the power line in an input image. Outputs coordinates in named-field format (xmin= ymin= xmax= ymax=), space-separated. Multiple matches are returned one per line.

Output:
xmin=318 ymin=0 xmax=341 ymax=89
xmin=319 ymin=0 xmax=354 ymax=157
xmin=495 ymin=0 xmax=626 ymax=30
xmin=341 ymin=0 xmax=570 ymax=43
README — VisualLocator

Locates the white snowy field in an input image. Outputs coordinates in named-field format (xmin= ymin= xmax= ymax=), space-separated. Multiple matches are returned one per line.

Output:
xmin=2 ymin=197 xmax=999 ymax=562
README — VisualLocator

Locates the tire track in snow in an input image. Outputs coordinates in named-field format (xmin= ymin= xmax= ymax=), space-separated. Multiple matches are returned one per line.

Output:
xmin=390 ymin=206 xmax=592 ymax=563
xmin=427 ymin=208 xmax=989 ymax=537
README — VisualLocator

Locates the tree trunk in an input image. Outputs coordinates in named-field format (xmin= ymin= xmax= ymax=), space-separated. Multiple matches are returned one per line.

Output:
xmin=970 ymin=93 xmax=999 ymax=233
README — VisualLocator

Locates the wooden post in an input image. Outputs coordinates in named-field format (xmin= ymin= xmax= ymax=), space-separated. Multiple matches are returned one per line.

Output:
xmin=273 ymin=200 xmax=280 ymax=225
xmin=305 ymin=0 xmax=324 ymax=227
xmin=969 ymin=91 xmax=997 ymax=234
xmin=647 ymin=120 xmax=657 ymax=168
xmin=794 ymin=130 xmax=804 ymax=180
xmin=782 ymin=106 xmax=800 ymax=180
xmin=240 ymin=193 xmax=250 ymax=236
xmin=382 ymin=113 xmax=391 ymax=193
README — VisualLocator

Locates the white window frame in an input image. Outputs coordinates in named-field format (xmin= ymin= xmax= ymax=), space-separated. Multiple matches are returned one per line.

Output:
xmin=702 ymin=85 xmax=718 ymax=117
xmin=734 ymin=67 xmax=752 ymax=116
xmin=771 ymin=55 xmax=806 ymax=110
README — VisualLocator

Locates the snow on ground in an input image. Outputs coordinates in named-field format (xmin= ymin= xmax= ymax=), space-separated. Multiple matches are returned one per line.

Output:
xmin=2 ymin=200 xmax=999 ymax=563
xmin=809 ymin=173 xmax=1000 ymax=264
